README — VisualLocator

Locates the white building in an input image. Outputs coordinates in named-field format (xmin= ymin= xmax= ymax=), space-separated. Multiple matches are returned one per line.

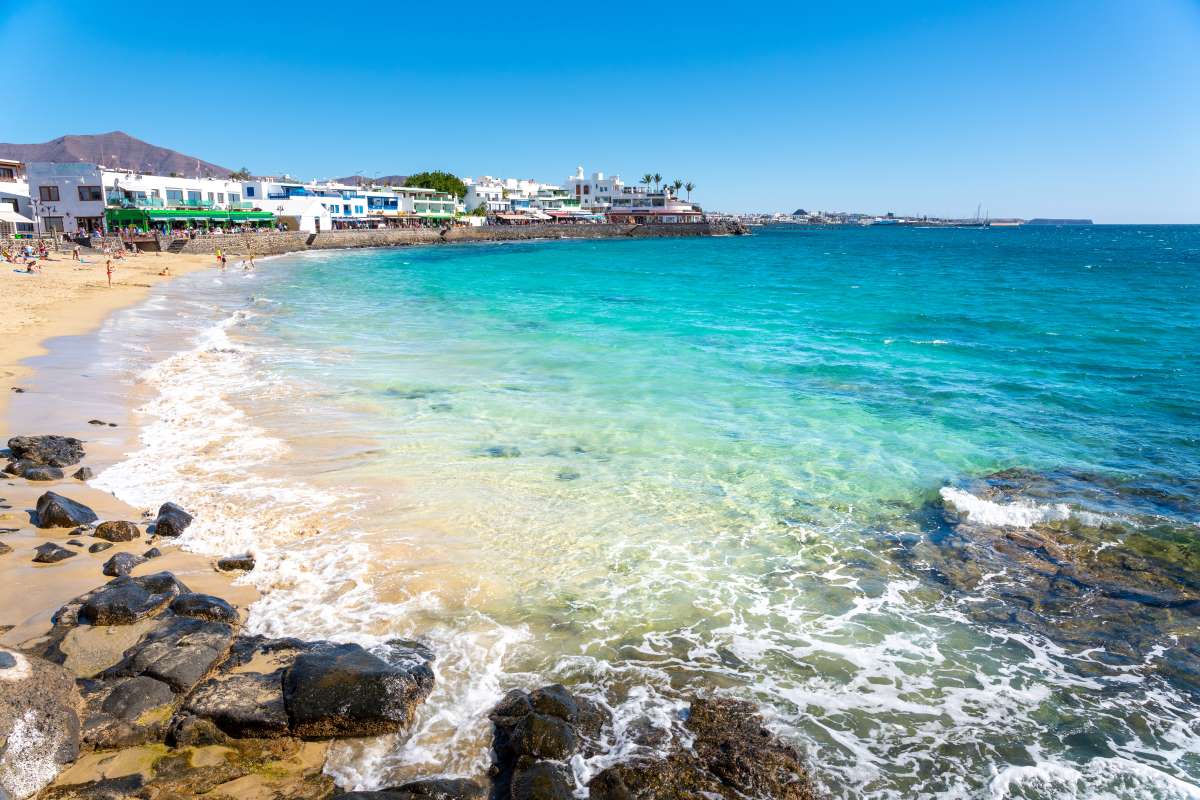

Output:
xmin=245 ymin=178 xmax=457 ymax=226
xmin=565 ymin=166 xmax=703 ymax=222
xmin=24 ymin=162 xmax=247 ymax=234
xmin=272 ymin=197 xmax=331 ymax=233
xmin=0 ymin=159 xmax=35 ymax=236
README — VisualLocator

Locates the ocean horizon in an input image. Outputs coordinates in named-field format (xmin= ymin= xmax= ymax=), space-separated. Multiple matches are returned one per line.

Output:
xmin=33 ymin=224 xmax=1198 ymax=799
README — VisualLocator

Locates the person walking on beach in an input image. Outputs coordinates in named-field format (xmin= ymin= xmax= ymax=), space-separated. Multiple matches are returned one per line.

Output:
xmin=215 ymin=247 xmax=223 ymax=266
xmin=106 ymin=258 xmax=114 ymax=287
xmin=72 ymin=244 xmax=80 ymax=261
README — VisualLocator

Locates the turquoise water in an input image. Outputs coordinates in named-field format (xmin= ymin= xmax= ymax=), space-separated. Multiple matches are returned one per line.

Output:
xmin=92 ymin=226 xmax=1200 ymax=798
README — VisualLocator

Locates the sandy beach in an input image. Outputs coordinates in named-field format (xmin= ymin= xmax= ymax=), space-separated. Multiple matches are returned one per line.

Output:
xmin=0 ymin=246 xmax=258 ymax=648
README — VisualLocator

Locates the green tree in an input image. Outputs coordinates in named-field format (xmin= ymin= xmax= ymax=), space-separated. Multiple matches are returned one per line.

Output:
xmin=405 ymin=171 xmax=467 ymax=198
xmin=652 ymin=173 xmax=662 ymax=192
xmin=641 ymin=173 xmax=653 ymax=193
xmin=470 ymin=205 xmax=489 ymax=217
xmin=671 ymin=179 xmax=683 ymax=196
xmin=228 ymin=167 xmax=253 ymax=180
xmin=684 ymin=181 xmax=695 ymax=201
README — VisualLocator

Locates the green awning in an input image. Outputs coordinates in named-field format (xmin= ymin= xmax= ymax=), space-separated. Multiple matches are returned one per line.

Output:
xmin=106 ymin=208 xmax=274 ymax=224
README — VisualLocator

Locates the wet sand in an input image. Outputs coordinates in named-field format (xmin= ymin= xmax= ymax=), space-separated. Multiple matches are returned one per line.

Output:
xmin=0 ymin=247 xmax=258 ymax=648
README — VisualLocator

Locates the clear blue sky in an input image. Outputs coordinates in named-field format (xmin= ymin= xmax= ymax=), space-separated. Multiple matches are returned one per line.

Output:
xmin=3 ymin=0 xmax=1198 ymax=222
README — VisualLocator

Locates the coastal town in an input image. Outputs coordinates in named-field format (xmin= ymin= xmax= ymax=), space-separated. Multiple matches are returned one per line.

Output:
xmin=0 ymin=158 xmax=707 ymax=245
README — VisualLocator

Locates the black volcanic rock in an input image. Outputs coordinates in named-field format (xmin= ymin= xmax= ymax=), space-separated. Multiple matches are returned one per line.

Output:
xmin=94 ymin=520 xmax=141 ymax=542
xmin=34 ymin=542 xmax=78 ymax=563
xmin=154 ymin=502 xmax=193 ymax=537
xmin=36 ymin=491 xmax=99 ymax=528
xmin=171 ymin=593 xmax=238 ymax=623
xmin=282 ymin=642 xmax=435 ymax=738
xmin=102 ymin=551 xmax=147 ymax=577
xmin=7 ymin=435 xmax=85 ymax=467
xmin=217 ymin=553 xmax=255 ymax=571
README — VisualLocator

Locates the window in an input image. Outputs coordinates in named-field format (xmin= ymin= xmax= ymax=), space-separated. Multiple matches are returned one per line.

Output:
xmin=246 ymin=186 xmax=255 ymax=197
xmin=354 ymin=205 xmax=363 ymax=214
xmin=77 ymin=185 xmax=103 ymax=201
xmin=187 ymin=190 xmax=202 ymax=205
xmin=166 ymin=189 xmax=184 ymax=205
xmin=0 ymin=167 xmax=14 ymax=180
xmin=39 ymin=185 xmax=60 ymax=201
xmin=229 ymin=193 xmax=240 ymax=204
xmin=207 ymin=192 xmax=215 ymax=202
xmin=43 ymin=216 xmax=64 ymax=231
xmin=218 ymin=193 xmax=225 ymax=203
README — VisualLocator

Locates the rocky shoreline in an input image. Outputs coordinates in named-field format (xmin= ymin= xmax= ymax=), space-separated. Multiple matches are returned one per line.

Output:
xmin=1 ymin=435 xmax=814 ymax=800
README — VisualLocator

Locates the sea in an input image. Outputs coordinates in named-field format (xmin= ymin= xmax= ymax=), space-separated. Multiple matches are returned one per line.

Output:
xmin=65 ymin=225 xmax=1200 ymax=798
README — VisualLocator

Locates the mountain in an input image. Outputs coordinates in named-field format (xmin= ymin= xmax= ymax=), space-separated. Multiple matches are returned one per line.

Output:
xmin=335 ymin=175 xmax=409 ymax=186
xmin=0 ymin=131 xmax=233 ymax=177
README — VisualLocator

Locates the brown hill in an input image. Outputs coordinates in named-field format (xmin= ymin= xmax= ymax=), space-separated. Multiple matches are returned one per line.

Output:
xmin=335 ymin=174 xmax=409 ymax=186
xmin=0 ymin=131 xmax=233 ymax=177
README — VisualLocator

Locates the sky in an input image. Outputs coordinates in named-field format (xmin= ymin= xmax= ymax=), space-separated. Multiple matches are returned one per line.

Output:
xmin=2 ymin=0 xmax=1199 ymax=222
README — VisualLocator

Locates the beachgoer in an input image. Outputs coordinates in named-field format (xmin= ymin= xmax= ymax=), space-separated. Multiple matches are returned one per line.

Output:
xmin=106 ymin=258 xmax=113 ymax=287
xmin=72 ymin=244 xmax=80 ymax=261
xmin=215 ymin=248 xmax=223 ymax=265
xmin=158 ymin=265 xmax=170 ymax=276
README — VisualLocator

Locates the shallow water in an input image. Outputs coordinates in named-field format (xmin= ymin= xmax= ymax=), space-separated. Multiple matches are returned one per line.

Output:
xmin=68 ymin=227 xmax=1200 ymax=798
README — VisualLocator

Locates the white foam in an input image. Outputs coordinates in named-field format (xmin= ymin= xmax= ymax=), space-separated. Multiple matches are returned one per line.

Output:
xmin=940 ymin=487 xmax=1073 ymax=528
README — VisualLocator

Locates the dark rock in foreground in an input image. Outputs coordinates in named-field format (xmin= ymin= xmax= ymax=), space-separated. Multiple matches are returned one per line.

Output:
xmin=332 ymin=778 xmax=486 ymax=799
xmin=489 ymin=684 xmax=610 ymax=799
xmin=93 ymin=520 xmax=140 ymax=542
xmin=34 ymin=542 xmax=78 ymax=563
xmin=7 ymin=434 xmax=86 ymax=467
xmin=588 ymin=697 xmax=815 ymax=800
xmin=154 ymin=501 xmax=193 ymax=537
xmin=0 ymin=647 xmax=82 ymax=799
xmin=284 ymin=642 xmax=436 ymax=738
xmin=35 ymin=491 xmax=99 ymax=528
xmin=488 ymin=686 xmax=814 ymax=800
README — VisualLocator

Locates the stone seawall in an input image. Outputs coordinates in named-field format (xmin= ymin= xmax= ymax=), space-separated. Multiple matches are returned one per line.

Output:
xmin=171 ymin=222 xmax=743 ymax=256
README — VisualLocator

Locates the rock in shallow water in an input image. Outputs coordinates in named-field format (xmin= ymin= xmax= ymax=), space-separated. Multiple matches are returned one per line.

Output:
xmin=899 ymin=467 xmax=1200 ymax=690
xmin=87 ymin=542 xmax=113 ymax=554
xmin=6 ymin=435 xmax=85 ymax=468
xmin=153 ymin=502 xmax=192 ymax=537
xmin=283 ymin=642 xmax=436 ymax=738
xmin=71 ymin=467 xmax=94 ymax=482
xmin=217 ymin=553 xmax=255 ymax=571
xmin=35 ymin=492 xmax=98 ymax=528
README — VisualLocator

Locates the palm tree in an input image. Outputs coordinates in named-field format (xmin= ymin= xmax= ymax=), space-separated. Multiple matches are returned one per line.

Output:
xmin=671 ymin=179 xmax=683 ymax=197
xmin=641 ymin=173 xmax=653 ymax=194
xmin=652 ymin=173 xmax=662 ymax=193
xmin=685 ymin=182 xmax=695 ymax=201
